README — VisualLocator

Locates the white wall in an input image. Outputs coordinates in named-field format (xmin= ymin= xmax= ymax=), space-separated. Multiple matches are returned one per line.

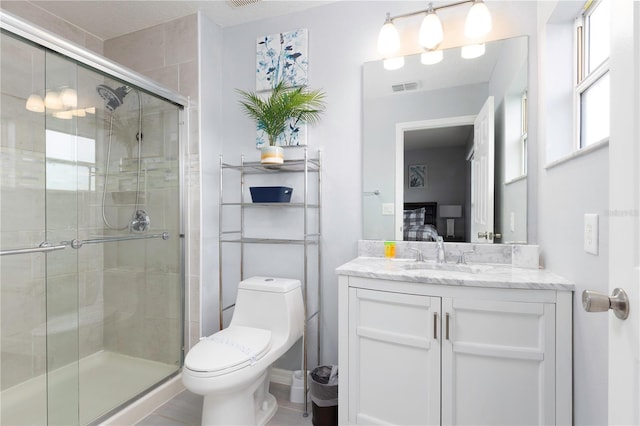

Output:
xmin=537 ymin=2 xmax=609 ymax=425
xmin=216 ymin=0 xmax=540 ymax=367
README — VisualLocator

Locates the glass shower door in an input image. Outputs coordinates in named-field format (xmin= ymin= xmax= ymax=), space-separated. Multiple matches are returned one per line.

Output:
xmin=0 ymin=30 xmax=49 ymax=426
xmin=2 ymin=28 xmax=183 ymax=425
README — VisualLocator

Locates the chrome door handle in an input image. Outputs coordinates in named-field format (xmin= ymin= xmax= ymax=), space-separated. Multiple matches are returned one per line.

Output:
xmin=582 ymin=288 xmax=630 ymax=320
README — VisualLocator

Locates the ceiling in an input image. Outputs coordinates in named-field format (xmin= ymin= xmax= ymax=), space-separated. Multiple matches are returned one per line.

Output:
xmin=404 ymin=125 xmax=473 ymax=151
xmin=26 ymin=0 xmax=336 ymax=40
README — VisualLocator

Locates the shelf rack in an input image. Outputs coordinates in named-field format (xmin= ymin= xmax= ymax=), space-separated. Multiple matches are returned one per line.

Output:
xmin=218 ymin=148 xmax=321 ymax=416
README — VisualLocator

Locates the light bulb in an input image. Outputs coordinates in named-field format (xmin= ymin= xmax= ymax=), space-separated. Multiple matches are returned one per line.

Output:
xmin=44 ymin=92 xmax=63 ymax=110
xmin=53 ymin=110 xmax=74 ymax=120
xmin=60 ymin=88 xmax=78 ymax=108
xmin=421 ymin=50 xmax=443 ymax=65
xmin=465 ymin=0 xmax=492 ymax=39
xmin=383 ymin=56 xmax=405 ymax=71
xmin=377 ymin=13 xmax=400 ymax=56
xmin=419 ymin=10 xmax=443 ymax=50
xmin=72 ymin=108 xmax=86 ymax=117
xmin=25 ymin=94 xmax=45 ymax=112
xmin=461 ymin=43 xmax=486 ymax=59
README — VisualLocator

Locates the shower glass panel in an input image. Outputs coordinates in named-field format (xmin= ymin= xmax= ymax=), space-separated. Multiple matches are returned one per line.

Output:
xmin=0 ymin=31 xmax=48 ymax=426
xmin=1 ymin=29 xmax=183 ymax=426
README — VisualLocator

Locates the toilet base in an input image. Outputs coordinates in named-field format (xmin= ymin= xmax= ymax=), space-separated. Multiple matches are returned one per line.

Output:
xmin=201 ymin=390 xmax=278 ymax=426
xmin=256 ymin=393 xmax=278 ymax=426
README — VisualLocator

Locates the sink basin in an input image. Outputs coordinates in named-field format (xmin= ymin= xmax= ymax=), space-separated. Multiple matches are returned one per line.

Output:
xmin=400 ymin=261 xmax=492 ymax=274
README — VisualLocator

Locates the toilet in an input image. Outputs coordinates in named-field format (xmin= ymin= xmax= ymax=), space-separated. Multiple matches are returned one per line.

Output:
xmin=182 ymin=276 xmax=304 ymax=425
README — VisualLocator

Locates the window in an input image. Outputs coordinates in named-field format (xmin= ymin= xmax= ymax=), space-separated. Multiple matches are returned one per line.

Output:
xmin=46 ymin=129 xmax=96 ymax=191
xmin=576 ymin=0 xmax=610 ymax=148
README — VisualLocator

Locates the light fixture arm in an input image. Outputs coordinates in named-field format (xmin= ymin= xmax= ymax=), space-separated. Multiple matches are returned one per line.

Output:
xmin=385 ymin=0 xmax=475 ymax=22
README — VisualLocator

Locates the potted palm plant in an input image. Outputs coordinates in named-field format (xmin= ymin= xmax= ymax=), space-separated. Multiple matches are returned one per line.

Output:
xmin=237 ymin=82 xmax=326 ymax=165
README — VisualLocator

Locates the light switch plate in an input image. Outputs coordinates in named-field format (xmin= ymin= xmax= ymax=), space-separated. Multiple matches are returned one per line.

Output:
xmin=382 ymin=203 xmax=394 ymax=215
xmin=584 ymin=214 xmax=599 ymax=255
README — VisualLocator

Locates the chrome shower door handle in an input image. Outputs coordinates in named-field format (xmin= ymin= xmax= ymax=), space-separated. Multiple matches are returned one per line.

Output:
xmin=582 ymin=288 xmax=630 ymax=320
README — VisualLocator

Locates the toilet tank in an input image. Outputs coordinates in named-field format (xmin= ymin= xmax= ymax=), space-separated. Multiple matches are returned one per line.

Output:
xmin=230 ymin=277 xmax=304 ymax=340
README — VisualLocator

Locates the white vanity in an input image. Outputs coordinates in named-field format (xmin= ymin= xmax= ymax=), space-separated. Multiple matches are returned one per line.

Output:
xmin=336 ymin=242 xmax=573 ymax=426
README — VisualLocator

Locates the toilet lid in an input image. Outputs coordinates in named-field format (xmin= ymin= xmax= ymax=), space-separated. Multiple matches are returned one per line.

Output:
xmin=185 ymin=326 xmax=272 ymax=375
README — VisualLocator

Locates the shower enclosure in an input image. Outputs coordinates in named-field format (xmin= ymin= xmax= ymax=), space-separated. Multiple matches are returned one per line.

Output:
xmin=1 ymin=15 xmax=186 ymax=425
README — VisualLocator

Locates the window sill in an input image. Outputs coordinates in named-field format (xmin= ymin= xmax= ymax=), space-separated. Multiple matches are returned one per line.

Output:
xmin=545 ymin=139 xmax=609 ymax=170
xmin=505 ymin=175 xmax=527 ymax=186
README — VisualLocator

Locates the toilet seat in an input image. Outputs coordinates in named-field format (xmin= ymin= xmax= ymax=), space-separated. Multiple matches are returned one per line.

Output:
xmin=184 ymin=326 xmax=272 ymax=377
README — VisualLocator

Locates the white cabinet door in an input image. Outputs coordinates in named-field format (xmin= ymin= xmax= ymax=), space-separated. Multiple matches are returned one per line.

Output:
xmin=348 ymin=288 xmax=441 ymax=425
xmin=441 ymin=297 xmax=556 ymax=426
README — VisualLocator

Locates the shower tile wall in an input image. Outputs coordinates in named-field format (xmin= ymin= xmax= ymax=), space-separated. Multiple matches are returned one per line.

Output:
xmin=100 ymin=97 xmax=181 ymax=363
xmin=103 ymin=13 xmax=201 ymax=352
xmin=0 ymin=1 xmax=104 ymax=55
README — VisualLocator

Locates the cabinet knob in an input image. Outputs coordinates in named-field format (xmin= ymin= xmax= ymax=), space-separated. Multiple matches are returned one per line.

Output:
xmin=582 ymin=288 xmax=630 ymax=320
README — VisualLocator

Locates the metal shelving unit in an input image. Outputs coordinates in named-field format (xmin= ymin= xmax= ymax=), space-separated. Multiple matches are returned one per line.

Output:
xmin=218 ymin=148 xmax=321 ymax=416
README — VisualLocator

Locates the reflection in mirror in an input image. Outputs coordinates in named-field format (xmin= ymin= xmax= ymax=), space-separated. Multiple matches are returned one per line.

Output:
xmin=363 ymin=36 xmax=528 ymax=244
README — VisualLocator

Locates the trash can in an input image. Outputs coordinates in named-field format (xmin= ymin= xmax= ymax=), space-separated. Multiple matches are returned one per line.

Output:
xmin=310 ymin=365 xmax=338 ymax=426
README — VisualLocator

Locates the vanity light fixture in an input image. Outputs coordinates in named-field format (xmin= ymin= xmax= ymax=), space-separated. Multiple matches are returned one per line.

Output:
xmin=421 ymin=49 xmax=444 ymax=65
xmin=461 ymin=43 xmax=486 ymax=59
xmin=383 ymin=56 xmax=405 ymax=70
xmin=377 ymin=0 xmax=492 ymax=68
xmin=419 ymin=4 xmax=444 ymax=50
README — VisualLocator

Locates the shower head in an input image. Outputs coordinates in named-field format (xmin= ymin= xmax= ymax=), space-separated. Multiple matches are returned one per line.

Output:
xmin=96 ymin=84 xmax=131 ymax=111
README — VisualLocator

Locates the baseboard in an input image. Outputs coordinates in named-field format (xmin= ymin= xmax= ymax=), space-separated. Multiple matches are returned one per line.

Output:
xmin=270 ymin=367 xmax=294 ymax=386
xmin=100 ymin=374 xmax=185 ymax=426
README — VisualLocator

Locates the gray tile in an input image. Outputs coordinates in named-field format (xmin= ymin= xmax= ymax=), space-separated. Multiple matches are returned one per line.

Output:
xmin=267 ymin=406 xmax=313 ymax=426
xmin=138 ymin=384 xmax=313 ymax=426
xmin=155 ymin=391 xmax=202 ymax=426
xmin=137 ymin=413 xmax=189 ymax=426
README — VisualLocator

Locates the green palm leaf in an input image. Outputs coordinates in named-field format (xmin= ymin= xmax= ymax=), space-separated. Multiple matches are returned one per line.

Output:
xmin=237 ymin=82 xmax=326 ymax=146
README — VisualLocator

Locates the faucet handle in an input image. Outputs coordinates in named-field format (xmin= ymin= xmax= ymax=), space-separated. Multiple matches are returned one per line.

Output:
xmin=457 ymin=247 xmax=475 ymax=264
xmin=406 ymin=247 xmax=424 ymax=262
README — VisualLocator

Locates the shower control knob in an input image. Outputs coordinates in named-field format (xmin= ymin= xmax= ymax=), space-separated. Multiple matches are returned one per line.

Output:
xmin=582 ymin=288 xmax=630 ymax=320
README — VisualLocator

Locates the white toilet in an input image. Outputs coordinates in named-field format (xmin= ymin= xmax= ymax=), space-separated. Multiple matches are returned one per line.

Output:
xmin=182 ymin=276 xmax=304 ymax=425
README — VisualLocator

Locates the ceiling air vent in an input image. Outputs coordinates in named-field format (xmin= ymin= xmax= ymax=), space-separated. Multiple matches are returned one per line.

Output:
xmin=228 ymin=0 xmax=261 ymax=7
xmin=391 ymin=81 xmax=420 ymax=93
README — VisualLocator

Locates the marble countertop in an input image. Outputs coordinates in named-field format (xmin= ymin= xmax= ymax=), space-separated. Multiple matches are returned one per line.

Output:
xmin=336 ymin=257 xmax=575 ymax=291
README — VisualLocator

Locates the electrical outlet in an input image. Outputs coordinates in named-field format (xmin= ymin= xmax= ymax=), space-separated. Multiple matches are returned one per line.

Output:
xmin=382 ymin=203 xmax=394 ymax=215
xmin=584 ymin=214 xmax=599 ymax=255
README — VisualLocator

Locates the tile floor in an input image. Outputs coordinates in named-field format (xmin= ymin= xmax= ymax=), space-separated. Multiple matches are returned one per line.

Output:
xmin=136 ymin=383 xmax=313 ymax=426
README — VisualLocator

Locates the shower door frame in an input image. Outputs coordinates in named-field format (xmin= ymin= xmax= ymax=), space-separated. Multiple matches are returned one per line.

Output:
xmin=1 ymin=10 xmax=190 ymax=425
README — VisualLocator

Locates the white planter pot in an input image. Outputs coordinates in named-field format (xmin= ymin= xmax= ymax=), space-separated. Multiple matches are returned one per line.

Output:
xmin=260 ymin=146 xmax=284 ymax=165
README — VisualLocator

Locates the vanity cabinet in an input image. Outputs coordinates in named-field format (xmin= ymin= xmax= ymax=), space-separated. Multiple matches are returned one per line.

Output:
xmin=338 ymin=275 xmax=572 ymax=426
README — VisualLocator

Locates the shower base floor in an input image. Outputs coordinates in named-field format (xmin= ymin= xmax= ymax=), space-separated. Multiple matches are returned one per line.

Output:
xmin=1 ymin=350 xmax=177 ymax=425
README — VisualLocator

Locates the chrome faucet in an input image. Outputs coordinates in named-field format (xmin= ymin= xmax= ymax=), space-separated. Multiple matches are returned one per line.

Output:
xmin=406 ymin=247 xmax=424 ymax=262
xmin=457 ymin=247 xmax=475 ymax=264
xmin=435 ymin=237 xmax=446 ymax=264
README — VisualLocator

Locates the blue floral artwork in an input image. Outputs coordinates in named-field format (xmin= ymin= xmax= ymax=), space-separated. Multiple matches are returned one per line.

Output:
xmin=255 ymin=28 xmax=309 ymax=147
xmin=256 ymin=29 xmax=308 ymax=91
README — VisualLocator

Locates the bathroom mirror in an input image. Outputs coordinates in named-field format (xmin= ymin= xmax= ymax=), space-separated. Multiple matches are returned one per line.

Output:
xmin=363 ymin=36 xmax=528 ymax=244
